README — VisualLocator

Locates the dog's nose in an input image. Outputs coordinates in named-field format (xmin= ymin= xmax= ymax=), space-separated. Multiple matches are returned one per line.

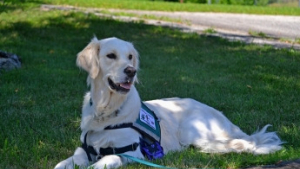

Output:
xmin=124 ymin=66 xmax=136 ymax=78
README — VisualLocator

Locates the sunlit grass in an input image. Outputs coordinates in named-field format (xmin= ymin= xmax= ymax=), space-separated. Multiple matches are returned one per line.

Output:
xmin=43 ymin=0 xmax=300 ymax=15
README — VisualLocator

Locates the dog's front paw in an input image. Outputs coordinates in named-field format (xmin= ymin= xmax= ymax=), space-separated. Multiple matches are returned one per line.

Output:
xmin=54 ymin=147 xmax=90 ymax=169
xmin=89 ymin=155 xmax=123 ymax=169
xmin=54 ymin=160 xmax=74 ymax=169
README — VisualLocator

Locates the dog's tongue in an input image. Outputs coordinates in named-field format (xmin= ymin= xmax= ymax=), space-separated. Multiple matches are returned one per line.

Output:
xmin=120 ymin=83 xmax=131 ymax=90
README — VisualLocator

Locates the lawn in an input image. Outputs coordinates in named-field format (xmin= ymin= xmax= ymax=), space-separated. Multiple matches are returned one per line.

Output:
xmin=44 ymin=0 xmax=300 ymax=15
xmin=0 ymin=1 xmax=300 ymax=169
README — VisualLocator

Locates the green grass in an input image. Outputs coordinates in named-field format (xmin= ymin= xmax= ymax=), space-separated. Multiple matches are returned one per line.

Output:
xmin=42 ymin=0 xmax=300 ymax=16
xmin=249 ymin=30 xmax=269 ymax=38
xmin=203 ymin=27 xmax=218 ymax=34
xmin=99 ymin=10 xmax=186 ymax=24
xmin=3 ymin=0 xmax=300 ymax=16
xmin=1 ymin=2 xmax=300 ymax=169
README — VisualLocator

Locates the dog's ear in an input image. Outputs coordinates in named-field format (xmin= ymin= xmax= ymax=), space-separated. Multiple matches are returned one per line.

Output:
xmin=76 ymin=37 xmax=100 ymax=79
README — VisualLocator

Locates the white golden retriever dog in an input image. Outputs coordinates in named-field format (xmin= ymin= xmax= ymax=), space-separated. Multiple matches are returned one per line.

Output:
xmin=55 ymin=37 xmax=282 ymax=169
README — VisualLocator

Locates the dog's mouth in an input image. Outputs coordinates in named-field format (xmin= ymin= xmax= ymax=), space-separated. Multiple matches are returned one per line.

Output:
xmin=108 ymin=78 xmax=133 ymax=93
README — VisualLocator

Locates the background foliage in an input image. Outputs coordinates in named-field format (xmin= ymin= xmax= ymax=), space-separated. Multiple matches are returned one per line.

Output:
xmin=154 ymin=0 xmax=297 ymax=6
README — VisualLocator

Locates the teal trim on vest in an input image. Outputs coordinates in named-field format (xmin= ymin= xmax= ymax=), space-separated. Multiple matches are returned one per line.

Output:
xmin=133 ymin=102 xmax=161 ymax=142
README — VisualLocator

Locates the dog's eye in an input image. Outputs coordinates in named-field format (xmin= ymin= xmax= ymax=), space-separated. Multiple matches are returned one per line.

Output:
xmin=106 ymin=53 xmax=116 ymax=59
xmin=128 ymin=54 xmax=133 ymax=60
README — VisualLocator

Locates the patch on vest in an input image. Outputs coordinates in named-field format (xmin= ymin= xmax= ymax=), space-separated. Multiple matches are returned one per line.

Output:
xmin=133 ymin=102 xmax=161 ymax=142
xmin=140 ymin=108 xmax=156 ymax=130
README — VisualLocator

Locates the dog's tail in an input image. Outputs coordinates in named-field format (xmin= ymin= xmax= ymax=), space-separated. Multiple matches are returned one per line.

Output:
xmin=195 ymin=125 xmax=283 ymax=154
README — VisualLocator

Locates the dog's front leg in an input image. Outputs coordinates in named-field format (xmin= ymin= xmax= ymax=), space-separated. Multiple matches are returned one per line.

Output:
xmin=54 ymin=147 xmax=90 ymax=169
xmin=89 ymin=155 xmax=125 ymax=169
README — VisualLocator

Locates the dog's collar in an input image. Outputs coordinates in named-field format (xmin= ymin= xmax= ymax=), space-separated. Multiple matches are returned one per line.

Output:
xmin=90 ymin=98 xmax=120 ymax=118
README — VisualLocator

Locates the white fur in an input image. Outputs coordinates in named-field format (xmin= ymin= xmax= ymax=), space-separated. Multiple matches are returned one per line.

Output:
xmin=54 ymin=37 xmax=283 ymax=169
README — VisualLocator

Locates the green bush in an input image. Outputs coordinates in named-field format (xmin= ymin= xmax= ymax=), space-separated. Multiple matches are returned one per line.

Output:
xmin=160 ymin=0 xmax=269 ymax=5
xmin=163 ymin=0 xmax=179 ymax=2
xmin=185 ymin=0 xmax=207 ymax=3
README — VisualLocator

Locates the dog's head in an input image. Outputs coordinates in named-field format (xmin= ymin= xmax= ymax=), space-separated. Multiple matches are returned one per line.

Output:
xmin=76 ymin=37 xmax=139 ymax=94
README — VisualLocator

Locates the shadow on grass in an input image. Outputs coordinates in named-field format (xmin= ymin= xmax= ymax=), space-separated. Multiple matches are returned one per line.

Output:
xmin=0 ymin=8 xmax=300 ymax=168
